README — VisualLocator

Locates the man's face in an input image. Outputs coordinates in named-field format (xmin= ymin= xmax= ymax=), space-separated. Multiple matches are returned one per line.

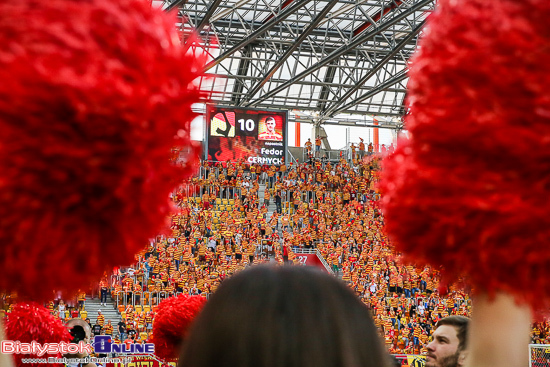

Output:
xmin=426 ymin=325 xmax=463 ymax=367
xmin=266 ymin=119 xmax=275 ymax=132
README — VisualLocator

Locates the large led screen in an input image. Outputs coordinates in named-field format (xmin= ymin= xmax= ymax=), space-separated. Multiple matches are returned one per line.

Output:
xmin=205 ymin=105 xmax=287 ymax=165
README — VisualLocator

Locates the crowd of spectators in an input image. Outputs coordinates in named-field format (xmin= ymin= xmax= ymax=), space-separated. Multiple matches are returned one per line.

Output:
xmin=103 ymin=149 xmax=475 ymax=353
xmin=2 ymin=141 xmax=549 ymax=353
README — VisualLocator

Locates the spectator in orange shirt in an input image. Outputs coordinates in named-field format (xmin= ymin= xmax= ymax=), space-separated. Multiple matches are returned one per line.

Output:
xmin=315 ymin=135 xmax=322 ymax=156
xmin=359 ymin=138 xmax=365 ymax=158
xmin=305 ymin=138 xmax=313 ymax=157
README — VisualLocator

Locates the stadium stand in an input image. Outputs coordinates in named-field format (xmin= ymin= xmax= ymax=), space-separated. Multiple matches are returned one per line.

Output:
xmin=2 ymin=149 xmax=548 ymax=354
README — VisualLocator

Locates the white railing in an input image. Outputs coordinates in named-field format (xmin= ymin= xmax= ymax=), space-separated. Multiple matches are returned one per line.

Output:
xmin=287 ymin=150 xmax=299 ymax=166
xmin=529 ymin=344 xmax=550 ymax=367
xmin=113 ymin=290 xmax=210 ymax=309
xmin=316 ymin=249 xmax=334 ymax=274
xmin=292 ymin=248 xmax=334 ymax=274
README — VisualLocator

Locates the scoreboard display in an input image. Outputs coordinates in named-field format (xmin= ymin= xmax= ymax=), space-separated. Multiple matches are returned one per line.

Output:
xmin=205 ymin=105 xmax=288 ymax=165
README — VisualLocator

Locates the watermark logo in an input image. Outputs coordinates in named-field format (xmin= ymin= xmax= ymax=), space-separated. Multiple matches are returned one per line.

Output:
xmin=92 ymin=336 xmax=111 ymax=354
xmin=1 ymin=341 xmax=92 ymax=356
xmin=91 ymin=337 xmax=155 ymax=354
xmin=0 ymin=338 xmax=155 ymax=357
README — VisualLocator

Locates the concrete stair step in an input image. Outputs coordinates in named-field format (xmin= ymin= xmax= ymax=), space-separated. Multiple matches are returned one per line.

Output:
xmin=84 ymin=296 xmax=122 ymax=329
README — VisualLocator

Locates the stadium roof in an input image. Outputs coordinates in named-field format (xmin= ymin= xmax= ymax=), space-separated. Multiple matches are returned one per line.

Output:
xmin=160 ymin=0 xmax=435 ymax=129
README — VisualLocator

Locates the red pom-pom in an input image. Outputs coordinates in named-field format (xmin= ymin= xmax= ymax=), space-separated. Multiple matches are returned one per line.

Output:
xmin=380 ymin=0 xmax=550 ymax=309
xmin=4 ymin=303 xmax=72 ymax=367
xmin=0 ymin=0 xmax=205 ymax=300
xmin=152 ymin=294 xmax=206 ymax=360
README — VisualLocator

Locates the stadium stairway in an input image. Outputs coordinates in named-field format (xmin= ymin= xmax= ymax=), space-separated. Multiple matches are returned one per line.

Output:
xmin=84 ymin=295 xmax=122 ymax=334
xmin=257 ymin=183 xmax=341 ymax=274
xmin=258 ymin=182 xmax=281 ymax=257
xmin=258 ymin=183 xmax=278 ymax=222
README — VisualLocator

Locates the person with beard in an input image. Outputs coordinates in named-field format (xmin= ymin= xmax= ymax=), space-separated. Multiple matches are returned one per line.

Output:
xmin=426 ymin=316 xmax=470 ymax=367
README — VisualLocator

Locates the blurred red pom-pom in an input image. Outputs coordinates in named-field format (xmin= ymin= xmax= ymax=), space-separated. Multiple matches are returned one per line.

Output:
xmin=380 ymin=0 xmax=550 ymax=309
xmin=152 ymin=294 xmax=206 ymax=360
xmin=0 ymin=0 xmax=206 ymax=300
xmin=4 ymin=303 xmax=72 ymax=367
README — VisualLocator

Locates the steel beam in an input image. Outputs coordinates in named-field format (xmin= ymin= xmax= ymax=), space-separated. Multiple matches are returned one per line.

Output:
xmin=204 ymin=0 xmax=315 ymax=71
xmin=317 ymin=62 xmax=338 ymax=111
xmin=164 ymin=0 xmax=188 ymax=12
xmin=244 ymin=0 xmax=432 ymax=107
xmin=332 ymin=70 xmax=408 ymax=115
xmin=210 ymin=0 xmax=254 ymax=22
xmin=263 ymin=0 xmax=294 ymax=23
xmin=183 ymin=15 xmax=422 ymax=43
xmin=196 ymin=0 xmax=224 ymax=31
xmin=239 ymin=0 xmax=340 ymax=105
xmin=205 ymin=71 xmax=408 ymax=90
xmin=207 ymin=101 xmax=405 ymax=116
xmin=322 ymin=120 xmax=398 ymax=129
xmin=352 ymin=0 xmax=404 ymax=36
xmin=321 ymin=20 xmax=424 ymax=118
xmin=316 ymin=0 xmax=370 ymax=28
xmin=231 ymin=45 xmax=253 ymax=105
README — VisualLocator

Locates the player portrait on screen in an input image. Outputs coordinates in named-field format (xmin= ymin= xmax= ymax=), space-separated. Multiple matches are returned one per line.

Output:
xmin=258 ymin=116 xmax=283 ymax=141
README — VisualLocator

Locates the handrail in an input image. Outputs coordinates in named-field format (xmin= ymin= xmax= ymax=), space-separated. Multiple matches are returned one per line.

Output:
xmin=110 ymin=274 xmax=138 ymax=288
xmin=134 ymin=291 xmax=144 ymax=307
xmin=287 ymin=150 xmax=299 ymax=166
xmin=528 ymin=343 xmax=550 ymax=365
xmin=257 ymin=239 xmax=275 ymax=255
xmin=315 ymin=249 xmax=334 ymax=274
xmin=114 ymin=290 xmax=211 ymax=311
xmin=380 ymin=296 xmax=471 ymax=310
